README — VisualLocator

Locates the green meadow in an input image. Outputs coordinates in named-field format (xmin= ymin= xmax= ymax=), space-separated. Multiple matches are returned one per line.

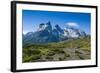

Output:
xmin=23 ymin=36 xmax=91 ymax=63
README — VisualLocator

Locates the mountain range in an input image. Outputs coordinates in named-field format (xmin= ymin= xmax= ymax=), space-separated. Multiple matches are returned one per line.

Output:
xmin=23 ymin=21 xmax=86 ymax=44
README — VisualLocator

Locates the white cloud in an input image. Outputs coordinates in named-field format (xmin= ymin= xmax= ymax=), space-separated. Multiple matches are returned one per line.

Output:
xmin=66 ymin=22 xmax=79 ymax=27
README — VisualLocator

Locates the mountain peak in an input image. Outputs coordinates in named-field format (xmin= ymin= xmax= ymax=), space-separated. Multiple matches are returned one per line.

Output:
xmin=55 ymin=24 xmax=64 ymax=34
xmin=38 ymin=21 xmax=52 ymax=33
xmin=64 ymin=26 xmax=86 ymax=38
xmin=46 ymin=21 xmax=51 ymax=26
xmin=23 ymin=22 xmax=87 ymax=44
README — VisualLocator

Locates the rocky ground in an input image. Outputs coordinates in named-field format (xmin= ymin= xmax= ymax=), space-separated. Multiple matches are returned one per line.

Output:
xmin=26 ymin=48 xmax=91 ymax=62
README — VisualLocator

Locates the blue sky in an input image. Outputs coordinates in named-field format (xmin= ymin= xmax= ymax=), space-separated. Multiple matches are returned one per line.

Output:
xmin=22 ymin=10 xmax=91 ymax=34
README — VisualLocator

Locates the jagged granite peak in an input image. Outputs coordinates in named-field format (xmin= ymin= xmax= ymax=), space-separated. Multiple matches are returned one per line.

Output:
xmin=64 ymin=27 xmax=86 ymax=38
xmin=23 ymin=21 xmax=87 ymax=44
xmin=39 ymin=23 xmax=45 ymax=29
xmin=46 ymin=21 xmax=51 ymax=26
xmin=46 ymin=21 xmax=52 ymax=33
xmin=55 ymin=24 xmax=64 ymax=34
xmin=67 ymin=28 xmax=80 ymax=38
xmin=38 ymin=21 xmax=52 ymax=33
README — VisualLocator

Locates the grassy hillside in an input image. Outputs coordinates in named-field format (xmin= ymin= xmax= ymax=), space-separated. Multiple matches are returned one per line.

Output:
xmin=23 ymin=36 xmax=91 ymax=62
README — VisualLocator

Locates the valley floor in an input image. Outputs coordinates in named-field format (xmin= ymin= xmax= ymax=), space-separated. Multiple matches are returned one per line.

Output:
xmin=23 ymin=47 xmax=91 ymax=62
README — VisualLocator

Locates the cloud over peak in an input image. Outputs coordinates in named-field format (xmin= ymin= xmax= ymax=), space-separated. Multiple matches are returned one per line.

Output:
xmin=66 ymin=22 xmax=79 ymax=27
